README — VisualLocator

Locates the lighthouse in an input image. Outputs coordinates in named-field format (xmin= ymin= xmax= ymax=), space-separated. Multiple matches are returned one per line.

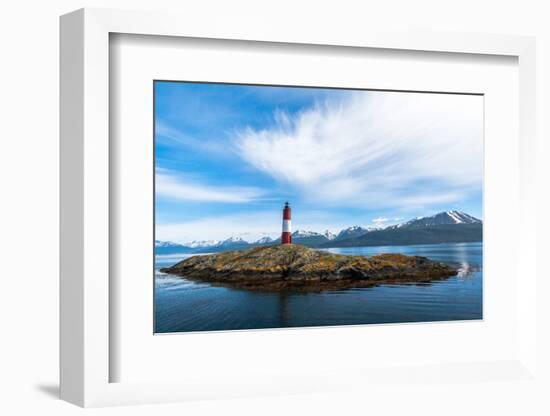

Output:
xmin=281 ymin=202 xmax=292 ymax=244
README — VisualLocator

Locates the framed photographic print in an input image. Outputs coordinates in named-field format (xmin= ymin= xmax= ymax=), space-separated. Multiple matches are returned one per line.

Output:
xmin=153 ymin=81 xmax=484 ymax=334
xmin=60 ymin=8 xmax=538 ymax=408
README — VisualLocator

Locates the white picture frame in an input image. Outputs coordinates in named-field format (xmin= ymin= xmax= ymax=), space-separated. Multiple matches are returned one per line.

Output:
xmin=60 ymin=7 xmax=538 ymax=407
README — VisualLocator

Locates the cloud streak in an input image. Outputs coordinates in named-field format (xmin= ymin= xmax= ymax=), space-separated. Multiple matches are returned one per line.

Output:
xmin=156 ymin=121 xmax=232 ymax=157
xmin=156 ymin=171 xmax=263 ymax=203
xmin=234 ymin=91 xmax=483 ymax=210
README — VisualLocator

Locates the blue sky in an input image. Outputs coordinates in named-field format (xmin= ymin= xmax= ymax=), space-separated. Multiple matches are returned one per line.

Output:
xmin=155 ymin=81 xmax=483 ymax=243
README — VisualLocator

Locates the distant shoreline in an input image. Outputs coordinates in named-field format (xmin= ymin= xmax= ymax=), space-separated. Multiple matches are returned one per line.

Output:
xmin=156 ymin=213 xmax=482 ymax=255
xmin=155 ymin=240 xmax=483 ymax=257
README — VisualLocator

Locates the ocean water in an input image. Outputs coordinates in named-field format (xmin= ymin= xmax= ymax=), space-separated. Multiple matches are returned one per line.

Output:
xmin=154 ymin=242 xmax=482 ymax=333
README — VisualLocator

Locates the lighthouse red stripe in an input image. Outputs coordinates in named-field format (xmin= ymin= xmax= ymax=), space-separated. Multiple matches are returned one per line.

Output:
xmin=282 ymin=203 xmax=292 ymax=244
xmin=282 ymin=232 xmax=292 ymax=244
xmin=283 ymin=208 xmax=291 ymax=220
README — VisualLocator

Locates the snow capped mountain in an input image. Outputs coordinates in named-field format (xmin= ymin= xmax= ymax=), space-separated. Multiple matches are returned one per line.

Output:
xmin=155 ymin=240 xmax=194 ymax=254
xmin=444 ymin=211 xmax=481 ymax=224
xmin=336 ymin=226 xmax=370 ymax=240
xmin=255 ymin=236 xmax=274 ymax=244
xmin=185 ymin=240 xmax=221 ymax=248
xmin=156 ymin=238 xmax=250 ymax=252
xmin=220 ymin=236 xmax=248 ymax=246
xmin=292 ymin=230 xmax=321 ymax=238
xmin=156 ymin=210 xmax=481 ymax=253
xmin=290 ymin=230 xmax=332 ymax=245
xmin=155 ymin=240 xmax=183 ymax=248
xmin=396 ymin=211 xmax=481 ymax=228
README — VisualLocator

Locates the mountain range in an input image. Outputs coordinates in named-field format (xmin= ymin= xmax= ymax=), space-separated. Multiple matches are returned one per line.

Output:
xmin=155 ymin=210 xmax=482 ymax=254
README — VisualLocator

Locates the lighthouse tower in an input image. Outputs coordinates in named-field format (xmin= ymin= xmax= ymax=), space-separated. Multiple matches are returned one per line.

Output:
xmin=281 ymin=202 xmax=292 ymax=245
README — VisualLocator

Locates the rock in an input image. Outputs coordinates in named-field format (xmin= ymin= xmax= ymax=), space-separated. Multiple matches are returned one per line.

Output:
xmin=160 ymin=244 xmax=458 ymax=291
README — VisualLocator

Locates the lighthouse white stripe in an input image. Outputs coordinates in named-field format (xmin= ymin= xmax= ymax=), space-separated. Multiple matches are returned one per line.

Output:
xmin=282 ymin=220 xmax=291 ymax=233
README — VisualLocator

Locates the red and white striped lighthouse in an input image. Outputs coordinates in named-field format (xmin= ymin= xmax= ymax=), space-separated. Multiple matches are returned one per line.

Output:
xmin=281 ymin=202 xmax=292 ymax=245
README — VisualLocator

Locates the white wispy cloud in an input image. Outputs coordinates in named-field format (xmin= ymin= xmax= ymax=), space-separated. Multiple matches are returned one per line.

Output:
xmin=156 ymin=171 xmax=263 ymax=203
xmin=156 ymin=121 xmax=231 ymax=157
xmin=234 ymin=91 xmax=483 ymax=210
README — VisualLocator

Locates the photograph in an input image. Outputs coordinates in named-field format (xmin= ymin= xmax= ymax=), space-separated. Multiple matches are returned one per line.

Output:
xmin=154 ymin=81 xmax=484 ymax=333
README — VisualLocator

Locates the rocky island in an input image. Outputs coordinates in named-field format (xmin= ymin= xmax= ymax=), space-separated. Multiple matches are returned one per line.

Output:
xmin=160 ymin=244 xmax=458 ymax=291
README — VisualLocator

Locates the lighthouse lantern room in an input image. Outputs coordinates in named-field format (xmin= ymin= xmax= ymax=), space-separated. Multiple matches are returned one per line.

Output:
xmin=281 ymin=202 xmax=292 ymax=245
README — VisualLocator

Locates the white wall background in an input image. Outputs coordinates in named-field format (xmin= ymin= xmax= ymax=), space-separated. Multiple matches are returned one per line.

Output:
xmin=0 ymin=1 xmax=548 ymax=415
